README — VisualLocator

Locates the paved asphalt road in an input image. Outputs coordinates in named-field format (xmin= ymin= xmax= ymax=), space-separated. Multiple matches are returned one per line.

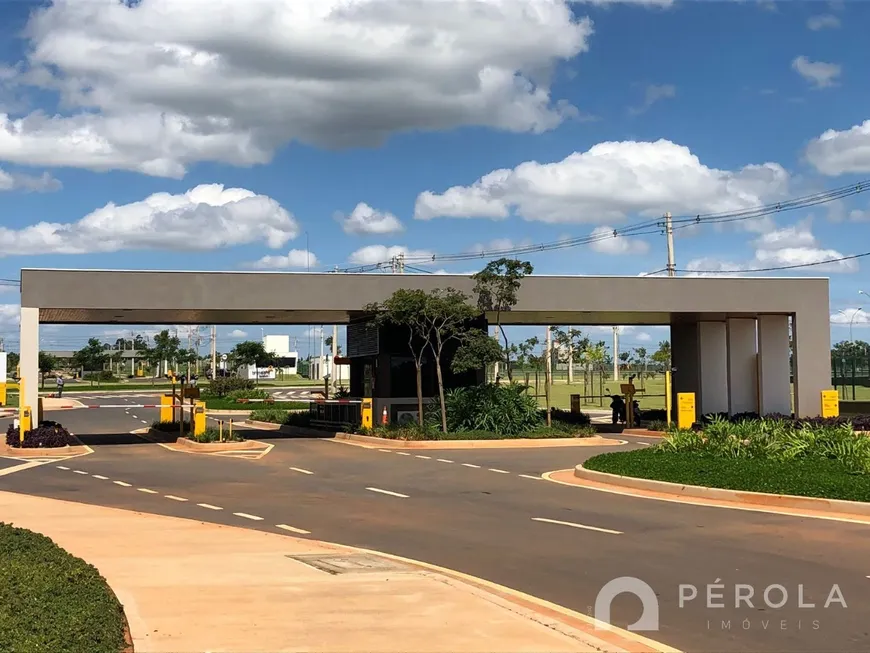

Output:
xmin=2 ymin=401 xmax=869 ymax=653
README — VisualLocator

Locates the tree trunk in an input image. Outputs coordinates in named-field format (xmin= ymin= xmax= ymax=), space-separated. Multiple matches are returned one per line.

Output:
xmin=434 ymin=351 xmax=448 ymax=433
xmin=415 ymin=363 xmax=424 ymax=428
xmin=598 ymin=367 xmax=604 ymax=407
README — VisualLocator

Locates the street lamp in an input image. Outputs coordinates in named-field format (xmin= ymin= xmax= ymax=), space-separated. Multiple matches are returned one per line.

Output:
xmin=838 ymin=308 xmax=864 ymax=343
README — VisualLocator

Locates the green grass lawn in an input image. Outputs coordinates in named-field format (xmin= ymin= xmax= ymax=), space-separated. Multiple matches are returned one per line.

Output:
xmin=3 ymin=392 xmax=18 ymax=408
xmin=585 ymin=448 xmax=870 ymax=502
xmin=515 ymin=373 xmax=669 ymax=411
xmin=0 ymin=524 xmax=127 ymax=653
xmin=204 ymin=398 xmax=308 ymax=411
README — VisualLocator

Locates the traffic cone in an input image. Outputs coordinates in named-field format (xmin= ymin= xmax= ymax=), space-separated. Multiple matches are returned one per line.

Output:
xmin=381 ymin=406 xmax=388 ymax=425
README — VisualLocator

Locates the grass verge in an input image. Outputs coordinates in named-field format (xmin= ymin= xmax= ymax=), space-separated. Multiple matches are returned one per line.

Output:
xmin=584 ymin=448 xmax=870 ymax=503
xmin=0 ymin=523 xmax=127 ymax=653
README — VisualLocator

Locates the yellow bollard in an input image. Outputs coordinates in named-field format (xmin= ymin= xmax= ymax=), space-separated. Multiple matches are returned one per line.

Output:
xmin=160 ymin=394 xmax=173 ymax=423
xmin=219 ymin=420 xmax=224 ymax=443
xmin=20 ymin=406 xmax=32 ymax=442
xmin=229 ymin=419 xmax=233 ymax=441
xmin=665 ymin=370 xmax=672 ymax=427
xmin=193 ymin=400 xmax=206 ymax=440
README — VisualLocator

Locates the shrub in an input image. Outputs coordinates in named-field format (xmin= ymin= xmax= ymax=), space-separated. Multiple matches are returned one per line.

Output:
xmin=83 ymin=370 xmax=115 ymax=382
xmin=150 ymin=419 xmax=190 ymax=433
xmin=6 ymin=422 xmax=75 ymax=448
xmin=208 ymin=376 xmax=255 ymax=397
xmin=646 ymin=420 xmax=669 ymax=432
xmin=699 ymin=411 xmax=870 ymax=433
xmin=642 ymin=409 xmax=668 ymax=422
xmin=227 ymin=388 xmax=269 ymax=401
xmin=333 ymin=386 xmax=351 ymax=399
xmin=548 ymin=407 xmax=591 ymax=426
xmin=191 ymin=427 xmax=245 ymax=443
xmin=436 ymin=383 xmax=542 ymax=436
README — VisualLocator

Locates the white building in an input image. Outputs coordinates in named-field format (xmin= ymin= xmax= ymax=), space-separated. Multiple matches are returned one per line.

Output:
xmin=239 ymin=335 xmax=299 ymax=380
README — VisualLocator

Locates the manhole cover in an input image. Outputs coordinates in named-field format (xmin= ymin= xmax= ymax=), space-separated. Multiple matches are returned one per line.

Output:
xmin=286 ymin=553 xmax=412 ymax=575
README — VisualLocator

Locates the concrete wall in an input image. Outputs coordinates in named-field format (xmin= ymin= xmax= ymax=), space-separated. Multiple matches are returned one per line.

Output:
xmin=698 ymin=321 xmax=728 ymax=415
xmin=727 ymin=318 xmax=759 ymax=414
xmin=758 ymin=315 xmax=791 ymax=415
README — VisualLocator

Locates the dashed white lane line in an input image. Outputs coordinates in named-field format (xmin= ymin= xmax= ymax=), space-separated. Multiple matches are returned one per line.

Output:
xmin=132 ymin=415 xmax=138 ymax=419
xmin=234 ymin=512 xmax=264 ymax=521
xmin=141 ymin=420 xmax=148 ymax=424
xmin=197 ymin=503 xmax=223 ymax=511
xmin=73 ymin=470 xmax=89 ymax=475
xmin=165 ymin=495 xmax=188 ymax=502
xmin=436 ymin=458 xmax=454 ymax=463
xmin=56 ymin=466 xmax=70 ymax=470
xmin=415 ymin=455 xmax=431 ymax=459
xmin=137 ymin=488 xmax=158 ymax=494
xmin=114 ymin=481 xmax=132 ymax=487
xmin=519 ymin=474 xmax=542 ymax=480
xmin=289 ymin=467 xmax=313 ymax=475
xmin=276 ymin=524 xmax=311 ymax=535
xmin=366 ymin=487 xmax=410 ymax=498
xmin=531 ymin=517 xmax=623 ymax=535
xmin=488 ymin=468 xmax=510 ymax=474
xmin=378 ymin=449 xmax=392 ymax=453
xmin=462 ymin=463 xmax=481 ymax=468
xmin=637 ymin=442 xmax=651 ymax=446
xmin=395 ymin=452 xmax=411 ymax=456
xmin=92 ymin=475 xmax=109 ymax=480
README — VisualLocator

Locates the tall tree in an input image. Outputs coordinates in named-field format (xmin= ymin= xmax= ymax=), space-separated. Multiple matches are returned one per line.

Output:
xmin=423 ymin=288 xmax=477 ymax=433
xmin=38 ymin=352 xmax=58 ymax=389
xmin=634 ymin=346 xmax=648 ymax=390
xmin=324 ymin=335 xmax=343 ymax=355
xmin=552 ymin=327 xmax=589 ymax=385
xmin=7 ymin=352 xmax=20 ymax=374
xmin=651 ymin=339 xmax=671 ymax=370
xmin=586 ymin=340 xmax=609 ymax=406
xmin=151 ymin=330 xmax=182 ymax=376
xmin=365 ymin=289 xmax=432 ymax=427
xmin=231 ymin=341 xmax=276 ymax=383
xmin=452 ymin=329 xmax=504 ymax=376
xmin=471 ymin=258 xmax=533 ymax=382
xmin=73 ymin=338 xmax=108 ymax=383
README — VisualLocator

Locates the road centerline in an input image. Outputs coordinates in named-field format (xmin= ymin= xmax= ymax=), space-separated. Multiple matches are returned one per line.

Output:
xmin=488 ymin=468 xmax=510 ymax=474
xmin=234 ymin=512 xmax=264 ymax=521
xmin=289 ymin=467 xmax=313 ymax=475
xmin=462 ymin=463 xmax=481 ymax=468
xmin=197 ymin=503 xmax=223 ymax=510
xmin=276 ymin=524 xmax=311 ymax=535
xmin=113 ymin=481 xmax=132 ymax=487
xmin=531 ymin=517 xmax=623 ymax=535
xmin=366 ymin=487 xmax=410 ymax=498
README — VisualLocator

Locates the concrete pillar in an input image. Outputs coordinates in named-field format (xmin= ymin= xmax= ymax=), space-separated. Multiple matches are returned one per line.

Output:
xmin=726 ymin=318 xmax=758 ymax=415
xmin=757 ymin=315 xmax=791 ymax=415
xmin=670 ymin=322 xmax=699 ymax=416
xmin=19 ymin=307 xmax=40 ymax=415
xmin=793 ymin=310 xmax=831 ymax=417
xmin=698 ymin=322 xmax=728 ymax=415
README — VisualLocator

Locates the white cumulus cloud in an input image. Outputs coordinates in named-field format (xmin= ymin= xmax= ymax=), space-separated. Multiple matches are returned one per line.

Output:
xmin=337 ymin=203 xmax=403 ymax=236
xmin=0 ymin=168 xmax=61 ymax=193
xmin=805 ymin=120 xmax=870 ymax=175
xmin=807 ymin=14 xmax=841 ymax=30
xmin=228 ymin=329 xmax=248 ymax=338
xmin=348 ymin=245 xmax=434 ymax=266
xmin=249 ymin=249 xmax=318 ymax=270
xmin=0 ymin=0 xmax=594 ymax=177
xmin=830 ymin=308 xmax=870 ymax=327
xmin=589 ymin=225 xmax=650 ymax=255
xmin=686 ymin=220 xmax=857 ymax=276
xmin=414 ymin=139 xmax=789 ymax=224
xmin=0 ymin=184 xmax=299 ymax=256
xmin=791 ymin=56 xmax=841 ymax=89
xmin=0 ymin=304 xmax=20 ymax=326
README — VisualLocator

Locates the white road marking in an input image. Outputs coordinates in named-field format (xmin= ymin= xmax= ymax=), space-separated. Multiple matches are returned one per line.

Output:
xmin=531 ymin=517 xmax=622 ymax=535
xmin=73 ymin=470 xmax=89 ymax=475
xmin=113 ymin=481 xmax=132 ymax=487
xmin=276 ymin=523 xmax=311 ymax=535
xmin=637 ymin=442 xmax=651 ymax=446
xmin=436 ymin=458 xmax=454 ymax=463
xmin=519 ymin=474 xmax=542 ymax=480
xmin=488 ymin=468 xmax=510 ymax=474
xmin=56 ymin=466 xmax=70 ymax=470
xmin=289 ymin=467 xmax=313 ymax=475
xmin=415 ymin=455 xmax=431 ymax=459
xmin=137 ymin=488 xmax=158 ymax=494
xmin=141 ymin=420 xmax=148 ymax=424
xmin=366 ymin=487 xmax=410 ymax=498
xmin=165 ymin=495 xmax=188 ymax=502
xmin=462 ymin=463 xmax=481 ymax=468
xmin=0 ymin=460 xmax=48 ymax=476
xmin=92 ymin=475 xmax=109 ymax=480
xmin=395 ymin=452 xmax=411 ymax=456
xmin=234 ymin=512 xmax=264 ymax=521
xmin=197 ymin=503 xmax=223 ymax=511
xmin=377 ymin=449 xmax=392 ymax=453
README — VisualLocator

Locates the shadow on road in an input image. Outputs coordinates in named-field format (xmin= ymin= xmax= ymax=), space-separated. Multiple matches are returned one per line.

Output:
xmin=75 ymin=431 xmax=177 ymax=447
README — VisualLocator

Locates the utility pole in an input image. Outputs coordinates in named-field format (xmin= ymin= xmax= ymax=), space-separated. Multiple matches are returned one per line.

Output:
xmin=331 ymin=324 xmax=338 ymax=388
xmin=397 ymin=252 xmax=405 ymax=273
xmin=319 ymin=327 xmax=325 ymax=380
xmin=612 ymin=326 xmax=620 ymax=381
xmin=544 ymin=326 xmax=552 ymax=427
xmin=210 ymin=325 xmax=217 ymax=379
xmin=665 ymin=211 xmax=676 ymax=277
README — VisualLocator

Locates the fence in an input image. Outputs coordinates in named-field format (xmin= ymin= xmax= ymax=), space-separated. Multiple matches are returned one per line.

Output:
xmin=308 ymin=400 xmax=362 ymax=430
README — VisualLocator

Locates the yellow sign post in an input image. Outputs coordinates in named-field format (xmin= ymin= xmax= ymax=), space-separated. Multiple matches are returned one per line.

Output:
xmin=160 ymin=394 xmax=174 ymax=423
xmin=193 ymin=400 xmax=207 ymax=439
xmin=821 ymin=390 xmax=839 ymax=418
xmin=361 ymin=398 xmax=373 ymax=429
xmin=677 ymin=392 xmax=696 ymax=430
xmin=665 ymin=370 xmax=673 ymax=427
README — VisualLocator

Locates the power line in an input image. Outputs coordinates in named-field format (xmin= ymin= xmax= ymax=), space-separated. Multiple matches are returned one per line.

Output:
xmin=676 ymin=250 xmax=870 ymax=275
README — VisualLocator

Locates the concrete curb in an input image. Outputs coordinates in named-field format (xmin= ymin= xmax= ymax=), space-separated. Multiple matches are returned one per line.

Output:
xmin=1 ymin=431 xmax=89 ymax=458
xmin=172 ymin=437 xmax=269 ymax=453
xmin=333 ymin=433 xmax=625 ymax=449
xmin=574 ymin=463 xmax=870 ymax=517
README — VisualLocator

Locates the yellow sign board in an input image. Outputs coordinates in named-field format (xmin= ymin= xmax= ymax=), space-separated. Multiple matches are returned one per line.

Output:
xmin=677 ymin=392 xmax=696 ymax=430
xmin=193 ymin=401 xmax=207 ymax=438
xmin=361 ymin=398 xmax=373 ymax=429
xmin=821 ymin=390 xmax=839 ymax=418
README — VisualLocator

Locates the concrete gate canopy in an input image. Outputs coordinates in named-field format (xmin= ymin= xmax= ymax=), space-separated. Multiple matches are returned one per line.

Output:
xmin=18 ymin=269 xmax=831 ymax=417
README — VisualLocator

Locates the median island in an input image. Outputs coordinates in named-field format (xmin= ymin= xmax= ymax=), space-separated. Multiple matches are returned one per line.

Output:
xmin=585 ymin=415 xmax=870 ymax=503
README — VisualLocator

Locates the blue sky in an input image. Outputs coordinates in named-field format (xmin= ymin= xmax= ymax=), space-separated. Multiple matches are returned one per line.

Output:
xmin=0 ymin=0 xmax=869 ymax=358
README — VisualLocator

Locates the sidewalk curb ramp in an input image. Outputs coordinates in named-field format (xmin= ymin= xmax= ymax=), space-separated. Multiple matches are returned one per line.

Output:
xmin=574 ymin=463 xmax=870 ymax=517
